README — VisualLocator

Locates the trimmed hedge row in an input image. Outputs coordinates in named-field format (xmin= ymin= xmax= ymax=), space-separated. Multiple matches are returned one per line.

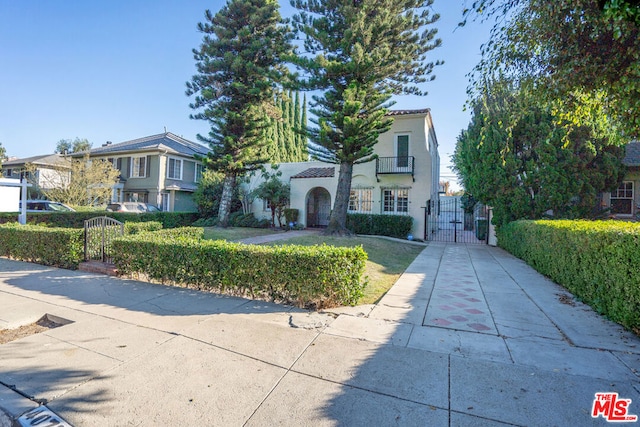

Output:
xmin=497 ymin=220 xmax=640 ymax=331
xmin=111 ymin=232 xmax=367 ymax=308
xmin=0 ymin=223 xmax=84 ymax=269
xmin=346 ymin=213 xmax=413 ymax=239
xmin=0 ymin=211 xmax=199 ymax=229
xmin=124 ymin=221 xmax=163 ymax=235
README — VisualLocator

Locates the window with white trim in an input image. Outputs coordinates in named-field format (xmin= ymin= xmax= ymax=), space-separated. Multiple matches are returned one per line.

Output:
xmin=349 ymin=188 xmax=373 ymax=213
xmin=161 ymin=193 xmax=170 ymax=212
xmin=382 ymin=189 xmax=409 ymax=214
xmin=131 ymin=156 xmax=146 ymax=178
xmin=167 ymin=158 xmax=182 ymax=180
xmin=611 ymin=181 xmax=634 ymax=215
xmin=194 ymin=163 xmax=203 ymax=182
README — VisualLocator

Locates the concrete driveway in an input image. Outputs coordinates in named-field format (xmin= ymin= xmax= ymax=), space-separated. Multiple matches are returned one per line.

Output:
xmin=0 ymin=242 xmax=638 ymax=426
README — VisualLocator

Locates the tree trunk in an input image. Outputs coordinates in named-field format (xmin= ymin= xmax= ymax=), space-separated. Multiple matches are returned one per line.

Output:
xmin=324 ymin=162 xmax=353 ymax=236
xmin=217 ymin=173 xmax=237 ymax=227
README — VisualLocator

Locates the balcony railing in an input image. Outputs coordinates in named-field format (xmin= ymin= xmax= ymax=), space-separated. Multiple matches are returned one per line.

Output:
xmin=375 ymin=156 xmax=415 ymax=182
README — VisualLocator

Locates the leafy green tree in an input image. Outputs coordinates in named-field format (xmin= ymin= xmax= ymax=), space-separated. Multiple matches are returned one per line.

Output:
xmin=26 ymin=155 xmax=119 ymax=206
xmin=186 ymin=0 xmax=293 ymax=227
xmin=453 ymin=79 xmax=625 ymax=226
xmin=291 ymin=0 xmax=442 ymax=234
xmin=55 ymin=138 xmax=92 ymax=154
xmin=0 ymin=142 xmax=6 ymax=168
xmin=193 ymin=170 xmax=242 ymax=219
xmin=253 ymin=166 xmax=290 ymax=227
xmin=463 ymin=0 xmax=640 ymax=137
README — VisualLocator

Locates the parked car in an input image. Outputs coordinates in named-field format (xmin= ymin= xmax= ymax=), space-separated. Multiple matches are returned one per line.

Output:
xmin=19 ymin=200 xmax=76 ymax=213
xmin=105 ymin=202 xmax=160 ymax=213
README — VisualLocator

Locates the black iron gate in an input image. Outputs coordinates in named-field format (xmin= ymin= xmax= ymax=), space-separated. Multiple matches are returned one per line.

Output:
xmin=84 ymin=216 xmax=124 ymax=263
xmin=426 ymin=198 xmax=489 ymax=244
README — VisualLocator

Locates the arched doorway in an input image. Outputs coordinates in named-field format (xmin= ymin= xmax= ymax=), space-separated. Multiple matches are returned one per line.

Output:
xmin=306 ymin=187 xmax=331 ymax=228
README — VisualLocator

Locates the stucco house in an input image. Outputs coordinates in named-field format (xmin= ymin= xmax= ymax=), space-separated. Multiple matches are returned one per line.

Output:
xmin=1 ymin=154 xmax=71 ymax=198
xmin=246 ymin=109 xmax=440 ymax=240
xmin=604 ymin=141 xmax=640 ymax=217
xmin=78 ymin=132 xmax=209 ymax=211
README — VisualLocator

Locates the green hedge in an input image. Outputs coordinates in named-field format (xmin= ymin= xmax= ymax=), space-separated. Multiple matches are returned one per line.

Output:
xmin=0 ymin=211 xmax=199 ymax=229
xmin=111 ymin=232 xmax=367 ymax=308
xmin=0 ymin=223 xmax=84 ymax=269
xmin=124 ymin=221 xmax=163 ymax=235
xmin=346 ymin=213 xmax=413 ymax=239
xmin=498 ymin=220 xmax=640 ymax=331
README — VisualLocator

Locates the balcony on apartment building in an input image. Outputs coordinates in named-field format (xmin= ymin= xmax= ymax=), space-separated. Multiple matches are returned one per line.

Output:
xmin=375 ymin=156 xmax=415 ymax=182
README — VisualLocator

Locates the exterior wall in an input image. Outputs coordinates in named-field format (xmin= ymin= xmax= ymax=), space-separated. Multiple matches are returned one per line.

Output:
xmin=173 ymin=190 xmax=198 ymax=212
xmin=247 ymin=111 xmax=439 ymax=240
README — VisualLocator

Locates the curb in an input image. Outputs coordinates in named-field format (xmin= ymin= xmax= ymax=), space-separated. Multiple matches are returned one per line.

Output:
xmin=0 ymin=385 xmax=71 ymax=427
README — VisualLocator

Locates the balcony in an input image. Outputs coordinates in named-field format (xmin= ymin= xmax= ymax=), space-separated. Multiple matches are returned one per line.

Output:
xmin=375 ymin=156 xmax=415 ymax=182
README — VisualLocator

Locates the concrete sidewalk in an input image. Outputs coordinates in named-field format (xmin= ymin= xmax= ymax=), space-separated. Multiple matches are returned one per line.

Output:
xmin=0 ymin=243 xmax=639 ymax=426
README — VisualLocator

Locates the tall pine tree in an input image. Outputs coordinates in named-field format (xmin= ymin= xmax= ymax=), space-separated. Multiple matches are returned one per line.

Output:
xmin=291 ymin=0 xmax=442 ymax=234
xmin=186 ymin=0 xmax=292 ymax=226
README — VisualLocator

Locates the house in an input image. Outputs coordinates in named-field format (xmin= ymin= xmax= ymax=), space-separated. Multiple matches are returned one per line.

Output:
xmin=78 ymin=132 xmax=209 ymax=211
xmin=605 ymin=141 xmax=640 ymax=217
xmin=247 ymin=109 xmax=440 ymax=240
xmin=0 ymin=154 xmax=71 ymax=198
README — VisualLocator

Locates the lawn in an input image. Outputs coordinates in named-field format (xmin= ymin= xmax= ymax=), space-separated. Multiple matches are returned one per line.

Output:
xmin=267 ymin=235 xmax=425 ymax=305
xmin=203 ymin=226 xmax=278 ymax=241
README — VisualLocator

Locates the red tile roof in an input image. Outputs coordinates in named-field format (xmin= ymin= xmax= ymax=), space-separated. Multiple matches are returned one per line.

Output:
xmin=291 ymin=167 xmax=335 ymax=179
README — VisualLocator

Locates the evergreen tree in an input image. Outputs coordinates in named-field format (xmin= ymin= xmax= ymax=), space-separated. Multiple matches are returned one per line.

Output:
xmin=186 ymin=0 xmax=292 ymax=226
xmin=300 ymin=94 xmax=308 ymax=160
xmin=291 ymin=0 xmax=442 ymax=235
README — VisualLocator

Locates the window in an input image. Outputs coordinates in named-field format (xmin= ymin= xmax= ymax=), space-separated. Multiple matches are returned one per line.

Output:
xmin=349 ymin=188 xmax=373 ymax=213
xmin=382 ymin=189 xmax=409 ymax=214
xmin=131 ymin=156 xmax=146 ymax=178
xmin=611 ymin=181 xmax=634 ymax=215
xmin=195 ymin=163 xmax=203 ymax=182
xmin=162 ymin=193 xmax=170 ymax=212
xmin=4 ymin=168 xmax=12 ymax=177
xmin=167 ymin=158 xmax=182 ymax=180
xmin=396 ymin=135 xmax=409 ymax=168
xmin=263 ymin=199 xmax=272 ymax=211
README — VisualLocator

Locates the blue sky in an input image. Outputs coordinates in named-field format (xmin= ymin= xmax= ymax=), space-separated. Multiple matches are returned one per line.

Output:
xmin=0 ymin=0 xmax=491 ymax=188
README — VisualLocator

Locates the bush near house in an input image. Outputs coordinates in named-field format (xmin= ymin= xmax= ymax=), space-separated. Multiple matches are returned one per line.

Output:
xmin=0 ymin=223 xmax=84 ymax=269
xmin=111 ymin=232 xmax=367 ymax=308
xmin=346 ymin=213 xmax=413 ymax=239
xmin=498 ymin=220 xmax=640 ymax=331
xmin=0 ymin=212 xmax=199 ymax=229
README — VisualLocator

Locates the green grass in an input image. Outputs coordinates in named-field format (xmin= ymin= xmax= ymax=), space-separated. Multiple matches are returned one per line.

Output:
xmin=203 ymin=226 xmax=278 ymax=241
xmin=267 ymin=235 xmax=424 ymax=305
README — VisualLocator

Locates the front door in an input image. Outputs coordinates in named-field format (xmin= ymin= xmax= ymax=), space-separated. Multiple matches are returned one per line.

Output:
xmin=306 ymin=187 xmax=331 ymax=227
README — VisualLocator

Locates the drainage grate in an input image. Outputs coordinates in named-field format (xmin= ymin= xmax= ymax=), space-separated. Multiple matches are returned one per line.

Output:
xmin=0 ymin=314 xmax=73 ymax=344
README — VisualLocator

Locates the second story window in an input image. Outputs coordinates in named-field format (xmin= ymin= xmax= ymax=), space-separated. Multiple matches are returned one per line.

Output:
xmin=195 ymin=163 xmax=203 ymax=182
xmin=396 ymin=135 xmax=410 ymax=168
xmin=131 ymin=156 xmax=146 ymax=178
xmin=167 ymin=158 xmax=182 ymax=180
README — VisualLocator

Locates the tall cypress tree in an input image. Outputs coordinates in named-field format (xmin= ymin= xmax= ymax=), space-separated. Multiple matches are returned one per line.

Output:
xmin=186 ymin=0 xmax=292 ymax=226
xmin=291 ymin=0 xmax=442 ymax=234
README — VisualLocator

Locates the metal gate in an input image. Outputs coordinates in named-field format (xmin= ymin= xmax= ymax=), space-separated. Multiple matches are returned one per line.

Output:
xmin=84 ymin=216 xmax=124 ymax=263
xmin=426 ymin=198 xmax=489 ymax=244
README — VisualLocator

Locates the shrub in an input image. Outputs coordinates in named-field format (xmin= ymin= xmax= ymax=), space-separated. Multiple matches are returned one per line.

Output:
xmin=0 ymin=211 xmax=199 ymax=229
xmin=111 ymin=234 xmax=367 ymax=308
xmin=497 ymin=220 xmax=640 ymax=331
xmin=346 ymin=213 xmax=413 ymax=239
xmin=0 ymin=223 xmax=84 ymax=269
xmin=284 ymin=208 xmax=299 ymax=224
xmin=124 ymin=221 xmax=163 ymax=235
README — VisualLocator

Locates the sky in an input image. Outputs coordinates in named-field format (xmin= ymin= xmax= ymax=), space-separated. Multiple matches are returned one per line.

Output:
xmin=0 ymin=0 xmax=492 ymax=189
